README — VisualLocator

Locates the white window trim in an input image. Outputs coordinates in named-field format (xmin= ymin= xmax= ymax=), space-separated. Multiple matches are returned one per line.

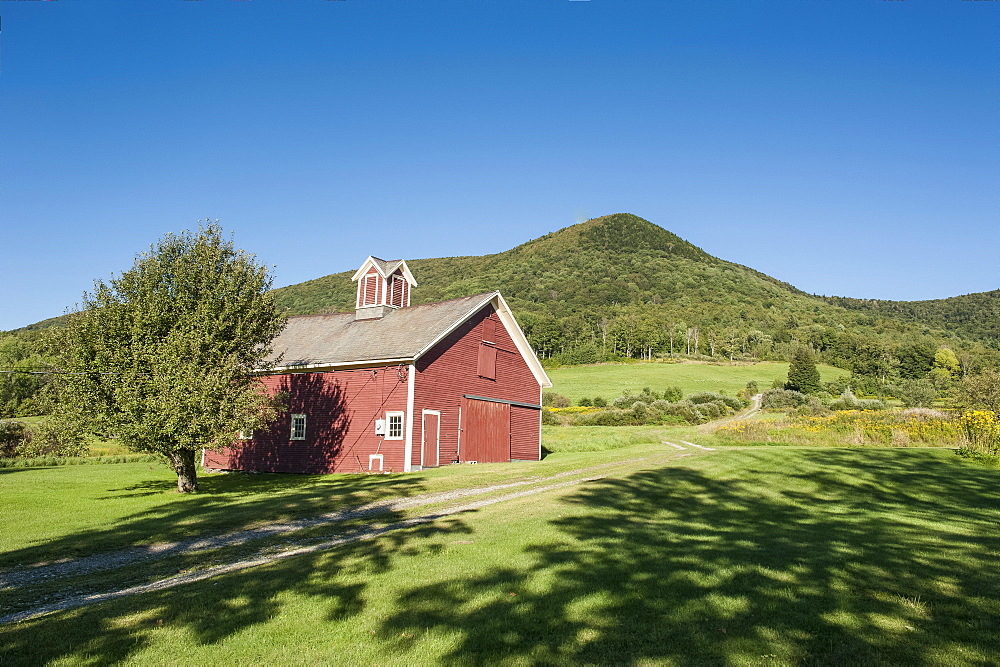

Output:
xmin=237 ymin=430 xmax=253 ymax=441
xmin=385 ymin=411 xmax=405 ymax=440
xmin=290 ymin=414 xmax=307 ymax=440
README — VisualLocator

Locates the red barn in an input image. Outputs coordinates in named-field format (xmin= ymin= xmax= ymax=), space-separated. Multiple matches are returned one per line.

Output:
xmin=204 ymin=256 xmax=552 ymax=474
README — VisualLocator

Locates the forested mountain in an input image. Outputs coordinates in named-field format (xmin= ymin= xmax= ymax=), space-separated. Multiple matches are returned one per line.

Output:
xmin=2 ymin=213 xmax=996 ymax=417
xmin=271 ymin=213 xmax=998 ymax=379
xmin=824 ymin=291 xmax=1000 ymax=350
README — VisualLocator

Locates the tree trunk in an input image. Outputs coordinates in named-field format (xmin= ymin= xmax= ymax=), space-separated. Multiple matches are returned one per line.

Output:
xmin=170 ymin=449 xmax=199 ymax=493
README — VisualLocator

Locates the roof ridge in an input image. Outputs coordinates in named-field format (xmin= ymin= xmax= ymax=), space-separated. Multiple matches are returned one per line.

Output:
xmin=283 ymin=291 xmax=498 ymax=321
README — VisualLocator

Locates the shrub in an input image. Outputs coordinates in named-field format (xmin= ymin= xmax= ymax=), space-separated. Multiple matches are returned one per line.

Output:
xmin=0 ymin=419 xmax=87 ymax=459
xmin=17 ymin=419 xmax=88 ymax=458
xmin=541 ymin=408 xmax=563 ymax=426
xmin=662 ymin=386 xmax=683 ymax=402
xmin=612 ymin=395 xmax=637 ymax=409
xmin=578 ymin=397 xmax=592 ymax=407
xmin=660 ymin=400 xmax=705 ymax=424
xmin=592 ymin=396 xmax=607 ymax=407
xmin=761 ymin=388 xmax=809 ymax=409
xmin=892 ymin=379 xmax=938 ymax=408
xmin=542 ymin=391 xmax=570 ymax=408
xmin=0 ymin=421 xmax=26 ymax=458
xmin=574 ymin=409 xmax=635 ymax=426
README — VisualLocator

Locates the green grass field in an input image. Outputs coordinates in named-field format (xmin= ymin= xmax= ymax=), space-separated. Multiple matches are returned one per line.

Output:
xmin=546 ymin=360 xmax=846 ymax=402
xmin=2 ymin=435 xmax=999 ymax=664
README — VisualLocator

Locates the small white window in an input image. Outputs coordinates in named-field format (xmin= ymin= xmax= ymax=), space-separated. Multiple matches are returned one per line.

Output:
xmin=291 ymin=414 xmax=307 ymax=440
xmin=386 ymin=411 xmax=404 ymax=440
xmin=237 ymin=430 xmax=253 ymax=441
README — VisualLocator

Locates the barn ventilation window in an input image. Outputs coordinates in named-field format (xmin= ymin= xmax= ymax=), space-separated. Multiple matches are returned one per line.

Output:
xmin=291 ymin=414 xmax=307 ymax=440
xmin=389 ymin=275 xmax=407 ymax=307
xmin=478 ymin=343 xmax=497 ymax=380
xmin=386 ymin=412 xmax=404 ymax=440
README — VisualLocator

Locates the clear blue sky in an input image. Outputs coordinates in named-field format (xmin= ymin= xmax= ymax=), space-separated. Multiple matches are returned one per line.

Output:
xmin=1 ymin=0 xmax=997 ymax=331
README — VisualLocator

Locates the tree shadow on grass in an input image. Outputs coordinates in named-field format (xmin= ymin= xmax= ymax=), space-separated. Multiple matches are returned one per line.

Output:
xmin=0 ymin=468 xmax=430 ymax=572
xmin=0 ymin=516 xmax=472 ymax=664
xmin=379 ymin=449 xmax=1000 ymax=664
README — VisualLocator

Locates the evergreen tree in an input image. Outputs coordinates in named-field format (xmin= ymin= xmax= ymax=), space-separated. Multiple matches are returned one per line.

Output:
xmin=786 ymin=347 xmax=821 ymax=394
xmin=54 ymin=223 xmax=286 ymax=493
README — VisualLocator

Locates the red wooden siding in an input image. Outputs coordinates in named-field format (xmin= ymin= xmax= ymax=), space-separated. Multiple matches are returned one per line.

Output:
xmin=460 ymin=398 xmax=510 ymax=462
xmin=204 ymin=367 xmax=409 ymax=474
xmin=412 ymin=304 xmax=542 ymax=467
xmin=510 ymin=405 xmax=541 ymax=460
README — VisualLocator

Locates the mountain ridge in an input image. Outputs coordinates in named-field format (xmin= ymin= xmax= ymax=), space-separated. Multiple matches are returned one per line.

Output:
xmin=9 ymin=215 xmax=998 ymax=366
xmin=268 ymin=214 xmax=998 ymax=371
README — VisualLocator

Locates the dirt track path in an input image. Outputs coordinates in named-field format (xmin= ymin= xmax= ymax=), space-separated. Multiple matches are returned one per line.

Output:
xmin=1 ymin=446 xmax=713 ymax=625
xmin=698 ymin=393 xmax=762 ymax=433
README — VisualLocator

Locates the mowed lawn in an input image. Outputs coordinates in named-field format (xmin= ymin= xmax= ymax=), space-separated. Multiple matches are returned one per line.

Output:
xmin=546 ymin=361 xmax=845 ymax=402
xmin=2 ymin=444 xmax=999 ymax=664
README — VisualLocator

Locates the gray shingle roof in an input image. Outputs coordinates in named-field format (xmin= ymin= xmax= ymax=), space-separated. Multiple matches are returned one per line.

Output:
xmin=268 ymin=292 xmax=497 ymax=368
xmin=369 ymin=257 xmax=404 ymax=276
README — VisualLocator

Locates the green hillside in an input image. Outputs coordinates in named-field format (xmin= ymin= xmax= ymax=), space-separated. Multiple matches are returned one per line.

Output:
xmin=5 ymin=213 xmax=996 ymax=420
xmin=825 ymin=290 xmax=1000 ymax=350
xmin=271 ymin=214 xmax=998 ymax=378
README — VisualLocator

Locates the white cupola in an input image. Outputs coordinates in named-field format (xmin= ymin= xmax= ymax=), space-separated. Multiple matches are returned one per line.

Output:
xmin=351 ymin=256 xmax=418 ymax=320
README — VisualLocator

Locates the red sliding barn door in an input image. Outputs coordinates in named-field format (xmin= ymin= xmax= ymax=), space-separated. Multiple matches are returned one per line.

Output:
xmin=461 ymin=398 xmax=511 ymax=463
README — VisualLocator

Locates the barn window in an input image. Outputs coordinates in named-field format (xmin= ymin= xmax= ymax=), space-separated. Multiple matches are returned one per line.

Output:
xmin=237 ymin=429 xmax=253 ymax=440
xmin=482 ymin=316 xmax=496 ymax=344
xmin=386 ymin=411 xmax=404 ymax=440
xmin=478 ymin=343 xmax=497 ymax=380
xmin=290 ymin=414 xmax=307 ymax=440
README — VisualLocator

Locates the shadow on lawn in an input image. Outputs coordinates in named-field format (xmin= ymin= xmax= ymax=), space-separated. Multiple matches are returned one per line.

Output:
xmin=378 ymin=449 xmax=1000 ymax=663
xmin=0 ymin=465 xmax=471 ymax=664
xmin=2 ymin=449 xmax=998 ymax=664
xmin=0 ymin=515 xmax=471 ymax=664
xmin=0 ymin=469 xmax=429 ymax=570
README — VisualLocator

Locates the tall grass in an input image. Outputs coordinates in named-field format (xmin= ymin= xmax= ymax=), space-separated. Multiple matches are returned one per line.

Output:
xmin=713 ymin=410 xmax=963 ymax=448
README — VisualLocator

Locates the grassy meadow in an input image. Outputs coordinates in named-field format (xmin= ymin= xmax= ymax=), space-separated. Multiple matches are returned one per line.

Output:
xmin=3 ymin=362 xmax=999 ymax=664
xmin=2 ymin=443 xmax=999 ymax=664
xmin=545 ymin=360 xmax=845 ymax=403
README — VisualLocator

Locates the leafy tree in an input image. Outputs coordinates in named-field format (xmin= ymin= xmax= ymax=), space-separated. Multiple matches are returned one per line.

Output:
xmin=953 ymin=370 xmax=1000 ymax=413
xmin=54 ymin=223 xmax=286 ymax=492
xmin=893 ymin=379 xmax=938 ymax=408
xmin=786 ymin=347 xmax=821 ymax=394
xmin=0 ymin=335 xmax=52 ymax=417
xmin=933 ymin=347 xmax=961 ymax=377
xmin=896 ymin=340 xmax=936 ymax=379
